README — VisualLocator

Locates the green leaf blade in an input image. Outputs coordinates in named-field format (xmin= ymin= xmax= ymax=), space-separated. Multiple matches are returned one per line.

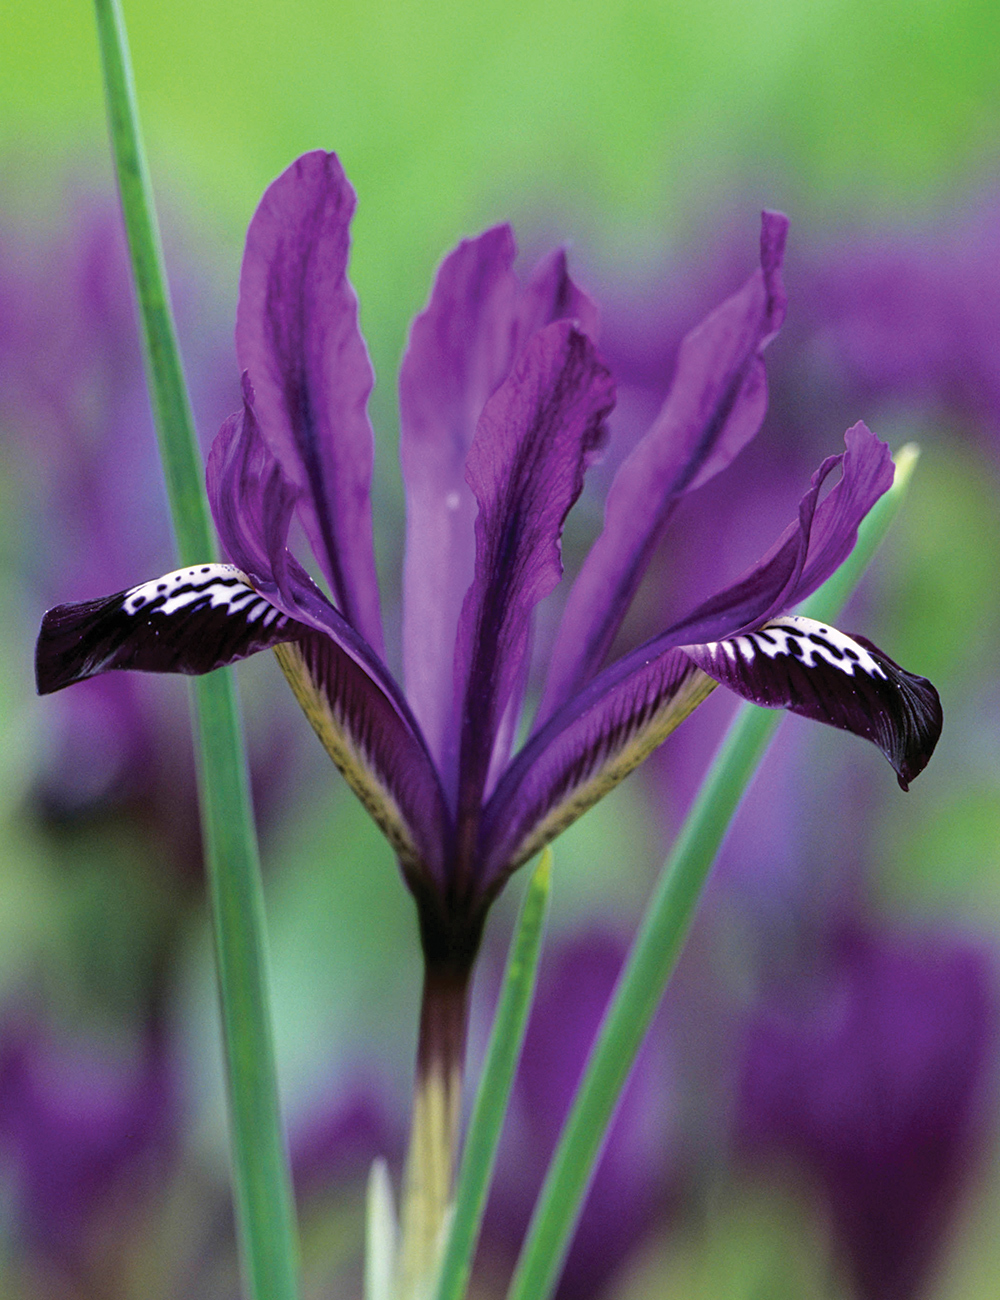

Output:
xmin=92 ymin=3 xmax=301 ymax=1297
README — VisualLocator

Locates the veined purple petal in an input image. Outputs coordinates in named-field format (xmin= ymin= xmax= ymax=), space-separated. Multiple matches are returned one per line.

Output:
xmin=453 ymin=323 xmax=615 ymax=839
xmin=273 ymin=634 xmax=452 ymax=889
xmin=399 ymin=230 xmax=598 ymax=769
xmin=35 ymin=564 xmax=305 ymax=694
xmin=208 ymin=384 xmax=453 ymax=884
xmin=399 ymin=226 xmax=520 ymax=764
xmin=658 ymin=422 xmax=895 ymax=647
xmin=235 ymin=151 xmax=383 ymax=654
xmin=684 ymin=616 xmax=943 ymax=790
xmin=539 ymin=211 xmax=788 ymax=721
xmin=479 ymin=645 xmax=716 ymax=895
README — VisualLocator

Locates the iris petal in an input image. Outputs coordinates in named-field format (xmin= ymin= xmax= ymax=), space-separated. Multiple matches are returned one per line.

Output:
xmin=235 ymin=151 xmax=384 ymax=653
xmin=539 ymin=210 xmax=789 ymax=720
xmin=480 ymin=646 xmax=716 ymax=892
xmin=453 ymin=322 xmax=615 ymax=818
xmin=399 ymin=225 xmax=520 ymax=767
xmin=398 ymin=228 xmax=598 ymax=773
xmin=684 ymin=615 xmax=943 ymax=789
xmin=35 ymin=564 xmax=303 ymax=694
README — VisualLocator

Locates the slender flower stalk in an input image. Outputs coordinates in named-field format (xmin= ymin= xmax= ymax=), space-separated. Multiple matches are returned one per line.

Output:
xmin=397 ymin=965 xmax=471 ymax=1294
xmin=88 ymin=3 xmax=300 ymax=1297
xmin=35 ymin=151 xmax=944 ymax=1283
xmin=435 ymin=851 xmax=553 ymax=1300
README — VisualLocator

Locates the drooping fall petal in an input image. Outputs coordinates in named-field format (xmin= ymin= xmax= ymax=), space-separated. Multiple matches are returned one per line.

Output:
xmin=208 ymin=382 xmax=455 ymax=886
xmin=35 ymin=565 xmax=305 ymax=694
xmin=684 ymin=616 xmax=943 ymax=790
xmin=235 ymin=150 xmax=384 ymax=653
xmin=539 ymin=211 xmax=789 ymax=720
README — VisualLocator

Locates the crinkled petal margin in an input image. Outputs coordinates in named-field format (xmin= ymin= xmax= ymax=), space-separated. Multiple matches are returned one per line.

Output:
xmin=235 ymin=150 xmax=384 ymax=653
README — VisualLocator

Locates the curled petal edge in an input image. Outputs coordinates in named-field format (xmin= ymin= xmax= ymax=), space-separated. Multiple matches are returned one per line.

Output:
xmin=684 ymin=615 xmax=943 ymax=790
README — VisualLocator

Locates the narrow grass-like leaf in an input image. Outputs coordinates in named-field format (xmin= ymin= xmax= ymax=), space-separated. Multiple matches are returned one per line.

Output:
xmin=506 ymin=446 xmax=920 ymax=1300
xmin=434 ymin=849 xmax=554 ymax=1300
xmin=92 ymin=3 xmax=300 ymax=1297
xmin=366 ymin=1158 xmax=398 ymax=1300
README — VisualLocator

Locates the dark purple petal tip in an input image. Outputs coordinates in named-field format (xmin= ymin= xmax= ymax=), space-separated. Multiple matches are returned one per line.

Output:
xmin=684 ymin=615 xmax=943 ymax=789
xmin=35 ymin=565 xmax=302 ymax=694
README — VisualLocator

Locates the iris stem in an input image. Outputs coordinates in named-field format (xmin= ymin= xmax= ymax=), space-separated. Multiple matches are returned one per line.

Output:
xmin=506 ymin=445 xmax=920 ymax=1300
xmin=396 ymin=963 xmax=471 ymax=1297
xmin=433 ymin=850 xmax=553 ymax=1300
xmin=92 ymin=3 xmax=300 ymax=1297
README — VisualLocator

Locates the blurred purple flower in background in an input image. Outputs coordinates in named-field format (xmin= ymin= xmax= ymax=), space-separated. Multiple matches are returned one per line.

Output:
xmin=0 ymin=1008 xmax=178 ymax=1286
xmin=735 ymin=921 xmax=997 ymax=1300
xmin=480 ymin=931 xmax=677 ymax=1299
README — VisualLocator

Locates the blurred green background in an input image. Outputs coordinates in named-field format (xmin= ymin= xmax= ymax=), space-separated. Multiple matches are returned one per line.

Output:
xmin=4 ymin=1 xmax=1000 ymax=1297
xmin=8 ymin=0 xmax=1000 ymax=390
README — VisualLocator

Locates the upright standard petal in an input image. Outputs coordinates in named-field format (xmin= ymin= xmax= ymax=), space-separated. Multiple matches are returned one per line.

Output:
xmin=539 ymin=211 xmax=789 ymax=720
xmin=399 ymin=226 xmax=520 ymax=764
xmin=235 ymin=151 xmax=383 ymax=654
xmin=452 ymin=322 xmax=615 ymax=845
xmin=399 ymin=230 xmax=599 ymax=769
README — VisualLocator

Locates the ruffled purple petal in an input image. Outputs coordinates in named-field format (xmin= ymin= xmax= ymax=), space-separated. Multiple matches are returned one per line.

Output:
xmin=539 ymin=211 xmax=788 ymax=720
xmin=683 ymin=615 xmax=943 ymax=790
xmin=35 ymin=564 xmax=305 ymax=694
xmin=478 ymin=645 xmax=716 ymax=895
xmin=235 ymin=151 xmax=383 ymax=653
xmin=453 ymin=322 xmax=615 ymax=831
xmin=399 ymin=230 xmax=599 ymax=769
xmin=659 ymin=421 xmax=895 ymax=646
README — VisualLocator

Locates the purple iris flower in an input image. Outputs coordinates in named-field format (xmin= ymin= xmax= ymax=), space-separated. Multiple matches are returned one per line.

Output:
xmin=35 ymin=151 xmax=941 ymax=973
